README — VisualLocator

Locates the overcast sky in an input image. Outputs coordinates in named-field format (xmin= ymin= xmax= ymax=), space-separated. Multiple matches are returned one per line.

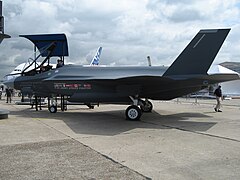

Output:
xmin=1 ymin=0 xmax=240 ymax=78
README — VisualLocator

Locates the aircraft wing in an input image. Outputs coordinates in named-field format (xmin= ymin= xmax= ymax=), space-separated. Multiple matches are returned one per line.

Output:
xmin=113 ymin=73 xmax=240 ymax=100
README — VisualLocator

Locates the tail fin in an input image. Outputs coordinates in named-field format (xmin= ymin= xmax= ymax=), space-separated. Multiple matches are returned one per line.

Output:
xmin=90 ymin=47 xmax=102 ymax=65
xmin=163 ymin=29 xmax=230 ymax=76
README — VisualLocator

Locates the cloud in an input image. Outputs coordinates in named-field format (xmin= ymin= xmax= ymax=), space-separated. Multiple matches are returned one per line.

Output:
xmin=0 ymin=0 xmax=240 ymax=79
xmin=168 ymin=8 xmax=203 ymax=22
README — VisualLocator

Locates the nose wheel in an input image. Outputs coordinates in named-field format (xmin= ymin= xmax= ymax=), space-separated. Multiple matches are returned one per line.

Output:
xmin=48 ymin=105 xmax=57 ymax=113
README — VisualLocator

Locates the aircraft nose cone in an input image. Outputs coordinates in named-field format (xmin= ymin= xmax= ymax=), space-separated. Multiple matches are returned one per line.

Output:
xmin=3 ymin=75 xmax=16 ymax=89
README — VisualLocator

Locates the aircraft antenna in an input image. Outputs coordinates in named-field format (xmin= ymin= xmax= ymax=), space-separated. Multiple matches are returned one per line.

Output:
xmin=147 ymin=56 xmax=152 ymax=66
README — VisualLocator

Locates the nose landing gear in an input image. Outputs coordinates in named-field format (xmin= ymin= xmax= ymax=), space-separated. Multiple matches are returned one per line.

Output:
xmin=48 ymin=105 xmax=57 ymax=113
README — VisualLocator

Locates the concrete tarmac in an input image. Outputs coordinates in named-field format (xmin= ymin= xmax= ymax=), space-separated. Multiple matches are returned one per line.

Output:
xmin=0 ymin=97 xmax=240 ymax=179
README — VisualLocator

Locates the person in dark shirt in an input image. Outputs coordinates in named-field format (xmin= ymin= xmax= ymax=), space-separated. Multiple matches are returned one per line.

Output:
xmin=0 ymin=86 xmax=2 ymax=100
xmin=214 ymin=85 xmax=223 ymax=112
xmin=6 ymin=88 xmax=12 ymax=103
xmin=56 ymin=59 xmax=63 ymax=68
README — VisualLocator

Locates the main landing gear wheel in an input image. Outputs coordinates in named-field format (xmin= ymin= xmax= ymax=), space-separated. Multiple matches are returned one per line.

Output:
xmin=140 ymin=100 xmax=153 ymax=113
xmin=49 ymin=105 xmax=57 ymax=113
xmin=125 ymin=105 xmax=142 ymax=121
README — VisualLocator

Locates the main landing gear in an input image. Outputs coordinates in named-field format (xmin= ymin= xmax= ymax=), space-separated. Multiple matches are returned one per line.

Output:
xmin=125 ymin=97 xmax=153 ymax=121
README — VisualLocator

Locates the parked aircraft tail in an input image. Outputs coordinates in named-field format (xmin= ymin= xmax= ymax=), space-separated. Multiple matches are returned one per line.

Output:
xmin=163 ymin=29 xmax=230 ymax=76
xmin=90 ymin=47 xmax=102 ymax=65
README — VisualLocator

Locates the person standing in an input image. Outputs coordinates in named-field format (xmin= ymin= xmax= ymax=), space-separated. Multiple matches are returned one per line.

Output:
xmin=214 ymin=85 xmax=223 ymax=112
xmin=0 ymin=87 xmax=2 ymax=100
xmin=6 ymin=87 xmax=12 ymax=103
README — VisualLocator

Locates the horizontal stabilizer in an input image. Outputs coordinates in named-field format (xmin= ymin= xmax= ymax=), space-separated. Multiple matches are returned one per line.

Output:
xmin=163 ymin=29 xmax=230 ymax=76
xmin=0 ymin=33 xmax=11 ymax=43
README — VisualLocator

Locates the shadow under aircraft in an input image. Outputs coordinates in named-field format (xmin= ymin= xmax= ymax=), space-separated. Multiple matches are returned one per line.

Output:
xmin=3 ymin=28 xmax=240 ymax=120
xmin=8 ymin=107 xmax=216 ymax=136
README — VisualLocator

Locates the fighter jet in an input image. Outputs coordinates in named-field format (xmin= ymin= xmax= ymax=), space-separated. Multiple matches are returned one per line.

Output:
xmin=4 ymin=29 xmax=240 ymax=120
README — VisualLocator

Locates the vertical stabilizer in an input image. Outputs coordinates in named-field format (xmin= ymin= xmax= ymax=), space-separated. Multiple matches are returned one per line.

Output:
xmin=163 ymin=29 xmax=230 ymax=76
xmin=90 ymin=47 xmax=102 ymax=65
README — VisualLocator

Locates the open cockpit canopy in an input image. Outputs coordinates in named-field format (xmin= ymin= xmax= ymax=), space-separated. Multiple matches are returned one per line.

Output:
xmin=19 ymin=34 xmax=69 ymax=75
xmin=19 ymin=34 xmax=68 ymax=57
